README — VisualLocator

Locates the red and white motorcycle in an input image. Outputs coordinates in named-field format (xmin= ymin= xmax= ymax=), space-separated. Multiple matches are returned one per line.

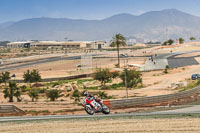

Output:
xmin=82 ymin=96 xmax=110 ymax=115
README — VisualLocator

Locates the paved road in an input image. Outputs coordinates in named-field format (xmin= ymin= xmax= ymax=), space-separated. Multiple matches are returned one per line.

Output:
xmin=0 ymin=54 xmax=97 ymax=71
xmin=1 ymin=105 xmax=200 ymax=122
xmin=168 ymin=53 xmax=200 ymax=68
xmin=140 ymin=50 xmax=200 ymax=71
xmin=0 ymin=54 xmax=147 ymax=71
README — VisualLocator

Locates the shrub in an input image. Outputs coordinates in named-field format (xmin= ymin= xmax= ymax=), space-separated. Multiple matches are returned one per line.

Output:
xmin=38 ymin=88 xmax=47 ymax=93
xmin=93 ymin=68 xmax=112 ymax=86
xmin=111 ymin=71 xmax=120 ymax=79
xmin=29 ymin=88 xmax=39 ymax=102
xmin=163 ymin=65 xmax=170 ymax=74
xmin=72 ymin=89 xmax=81 ymax=102
xmin=101 ymin=85 xmax=110 ymax=90
xmin=120 ymin=69 xmax=142 ymax=88
xmin=97 ymin=91 xmax=112 ymax=99
xmin=46 ymin=89 xmax=64 ymax=101
xmin=20 ymin=85 xmax=27 ymax=92
xmin=110 ymin=82 xmax=124 ymax=89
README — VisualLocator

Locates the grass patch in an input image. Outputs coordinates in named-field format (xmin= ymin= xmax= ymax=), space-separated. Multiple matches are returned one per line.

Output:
xmin=109 ymin=82 xmax=124 ymax=89
xmin=45 ymin=78 xmax=94 ymax=87
xmin=178 ymin=79 xmax=200 ymax=91
xmin=86 ymin=86 xmax=99 ymax=90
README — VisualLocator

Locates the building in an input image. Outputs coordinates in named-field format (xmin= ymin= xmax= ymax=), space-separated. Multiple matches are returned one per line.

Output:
xmin=7 ymin=41 xmax=106 ymax=49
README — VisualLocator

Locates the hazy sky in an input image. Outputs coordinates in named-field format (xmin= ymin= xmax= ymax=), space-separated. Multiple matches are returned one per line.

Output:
xmin=0 ymin=0 xmax=200 ymax=23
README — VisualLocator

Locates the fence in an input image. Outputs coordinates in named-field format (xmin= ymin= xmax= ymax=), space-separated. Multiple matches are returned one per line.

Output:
xmin=0 ymin=105 xmax=25 ymax=114
xmin=104 ymin=86 xmax=200 ymax=109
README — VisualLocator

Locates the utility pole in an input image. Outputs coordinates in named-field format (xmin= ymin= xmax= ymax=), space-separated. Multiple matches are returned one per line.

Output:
xmin=124 ymin=57 xmax=128 ymax=98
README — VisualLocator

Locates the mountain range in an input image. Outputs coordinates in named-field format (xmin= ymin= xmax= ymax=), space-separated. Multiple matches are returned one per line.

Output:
xmin=0 ymin=9 xmax=200 ymax=41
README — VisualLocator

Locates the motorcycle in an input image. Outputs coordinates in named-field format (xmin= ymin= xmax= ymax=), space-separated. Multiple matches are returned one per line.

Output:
xmin=82 ymin=96 xmax=110 ymax=115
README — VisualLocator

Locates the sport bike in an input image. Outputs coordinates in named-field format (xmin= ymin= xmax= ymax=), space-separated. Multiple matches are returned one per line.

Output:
xmin=82 ymin=96 xmax=110 ymax=115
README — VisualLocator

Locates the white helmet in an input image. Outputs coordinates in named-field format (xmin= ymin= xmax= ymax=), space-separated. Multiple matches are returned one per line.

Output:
xmin=84 ymin=91 xmax=88 ymax=96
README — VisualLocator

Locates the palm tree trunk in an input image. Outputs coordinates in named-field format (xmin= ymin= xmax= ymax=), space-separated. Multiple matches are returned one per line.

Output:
xmin=117 ymin=43 xmax=120 ymax=68
xmin=9 ymin=96 xmax=13 ymax=102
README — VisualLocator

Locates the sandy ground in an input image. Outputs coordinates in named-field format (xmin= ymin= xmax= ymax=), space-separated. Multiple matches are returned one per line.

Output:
xmin=0 ymin=118 xmax=200 ymax=133
xmin=9 ymin=57 xmax=146 ymax=79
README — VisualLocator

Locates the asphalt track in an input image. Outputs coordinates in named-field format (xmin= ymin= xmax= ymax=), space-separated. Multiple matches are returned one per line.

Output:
xmin=0 ymin=54 xmax=147 ymax=71
xmin=0 ymin=55 xmax=86 ymax=71
xmin=141 ymin=50 xmax=200 ymax=71
xmin=167 ymin=53 xmax=200 ymax=68
xmin=1 ymin=105 xmax=200 ymax=122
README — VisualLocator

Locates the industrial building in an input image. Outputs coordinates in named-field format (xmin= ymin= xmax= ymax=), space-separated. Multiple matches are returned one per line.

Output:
xmin=7 ymin=41 xmax=106 ymax=49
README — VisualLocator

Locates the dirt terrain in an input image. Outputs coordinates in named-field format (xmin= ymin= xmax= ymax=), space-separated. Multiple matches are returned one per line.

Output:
xmin=1 ymin=42 xmax=200 ymax=115
xmin=1 ymin=118 xmax=200 ymax=133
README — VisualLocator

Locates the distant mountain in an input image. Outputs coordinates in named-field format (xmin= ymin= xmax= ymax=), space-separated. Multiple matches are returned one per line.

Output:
xmin=0 ymin=21 xmax=15 ymax=29
xmin=0 ymin=9 xmax=200 ymax=41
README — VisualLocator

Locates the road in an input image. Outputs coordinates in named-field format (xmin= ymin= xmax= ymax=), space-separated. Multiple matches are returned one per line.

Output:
xmin=140 ymin=50 xmax=200 ymax=71
xmin=1 ymin=105 xmax=200 ymax=122
xmin=0 ymin=54 xmax=147 ymax=71
xmin=0 ymin=54 xmax=94 ymax=71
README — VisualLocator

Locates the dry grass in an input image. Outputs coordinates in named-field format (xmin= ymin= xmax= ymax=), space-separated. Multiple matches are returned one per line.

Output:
xmin=1 ymin=118 xmax=200 ymax=133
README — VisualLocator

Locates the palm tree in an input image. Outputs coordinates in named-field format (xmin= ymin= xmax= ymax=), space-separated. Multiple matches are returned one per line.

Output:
xmin=23 ymin=69 xmax=41 ymax=87
xmin=3 ymin=82 xmax=20 ymax=102
xmin=110 ymin=33 xmax=126 ymax=68
xmin=2 ymin=71 xmax=11 ymax=86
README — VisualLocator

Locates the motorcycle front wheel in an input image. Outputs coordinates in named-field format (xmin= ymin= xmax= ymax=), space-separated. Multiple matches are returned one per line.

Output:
xmin=85 ymin=105 xmax=95 ymax=115
xmin=102 ymin=104 xmax=110 ymax=114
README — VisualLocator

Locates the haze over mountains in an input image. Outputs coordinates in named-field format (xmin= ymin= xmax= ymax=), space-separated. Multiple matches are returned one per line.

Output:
xmin=0 ymin=9 xmax=200 ymax=41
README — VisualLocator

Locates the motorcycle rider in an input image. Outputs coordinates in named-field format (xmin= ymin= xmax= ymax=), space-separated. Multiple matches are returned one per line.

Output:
xmin=84 ymin=91 xmax=101 ymax=103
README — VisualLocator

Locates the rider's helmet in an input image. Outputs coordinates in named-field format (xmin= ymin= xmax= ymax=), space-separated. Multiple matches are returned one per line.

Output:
xmin=84 ymin=91 xmax=89 ymax=96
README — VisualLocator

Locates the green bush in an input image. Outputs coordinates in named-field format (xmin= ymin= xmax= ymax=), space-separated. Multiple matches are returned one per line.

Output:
xmin=20 ymin=85 xmax=27 ymax=92
xmin=120 ymin=69 xmax=142 ymax=88
xmin=97 ymin=91 xmax=112 ymax=99
xmin=72 ymin=89 xmax=81 ymax=102
xmin=109 ymin=82 xmax=124 ymax=89
xmin=29 ymin=88 xmax=39 ymax=102
xmin=93 ymin=68 xmax=112 ymax=86
xmin=38 ymin=88 xmax=47 ymax=93
xmin=46 ymin=89 xmax=64 ymax=101
xmin=101 ymin=85 xmax=110 ymax=90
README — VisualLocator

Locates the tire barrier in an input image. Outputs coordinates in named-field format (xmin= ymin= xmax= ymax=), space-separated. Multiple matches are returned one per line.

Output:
xmin=104 ymin=86 xmax=200 ymax=109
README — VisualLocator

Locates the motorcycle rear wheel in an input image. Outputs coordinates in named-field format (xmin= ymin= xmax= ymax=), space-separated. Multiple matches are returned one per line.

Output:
xmin=102 ymin=104 xmax=110 ymax=114
xmin=85 ymin=105 xmax=95 ymax=115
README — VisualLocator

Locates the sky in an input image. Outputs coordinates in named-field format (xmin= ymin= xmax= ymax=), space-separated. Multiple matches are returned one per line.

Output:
xmin=0 ymin=0 xmax=200 ymax=23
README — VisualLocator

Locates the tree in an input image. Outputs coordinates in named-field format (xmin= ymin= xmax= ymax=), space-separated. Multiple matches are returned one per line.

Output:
xmin=46 ymin=89 xmax=63 ymax=101
xmin=162 ymin=39 xmax=174 ymax=46
xmin=23 ymin=69 xmax=42 ymax=86
xmin=3 ymin=82 xmax=21 ymax=102
xmin=0 ymin=74 xmax=3 ymax=86
xmin=31 ymin=69 xmax=42 ymax=83
xmin=190 ymin=37 xmax=196 ymax=41
xmin=29 ymin=88 xmax=39 ymax=102
xmin=110 ymin=33 xmax=126 ymax=67
xmin=93 ymin=69 xmax=112 ymax=86
xmin=178 ymin=38 xmax=184 ymax=44
xmin=120 ymin=69 xmax=142 ymax=88
xmin=2 ymin=71 xmax=11 ymax=86
xmin=23 ymin=70 xmax=31 ymax=85
xmin=111 ymin=71 xmax=120 ymax=79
